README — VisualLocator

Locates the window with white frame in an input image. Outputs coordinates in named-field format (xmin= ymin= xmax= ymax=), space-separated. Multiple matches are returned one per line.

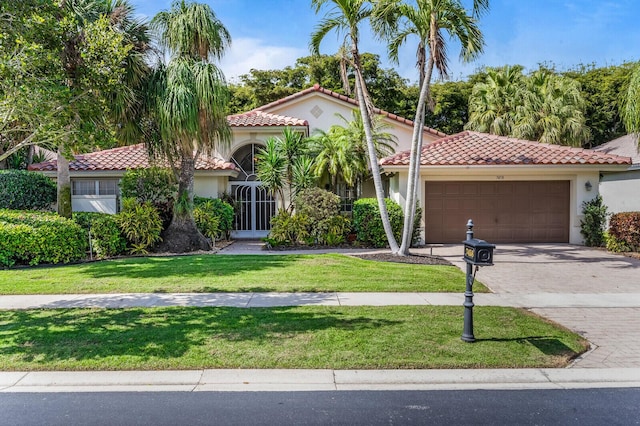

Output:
xmin=72 ymin=179 xmax=119 ymax=196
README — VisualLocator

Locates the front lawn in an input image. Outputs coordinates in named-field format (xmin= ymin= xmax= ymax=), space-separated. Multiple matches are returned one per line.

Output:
xmin=0 ymin=254 xmax=482 ymax=294
xmin=0 ymin=306 xmax=588 ymax=370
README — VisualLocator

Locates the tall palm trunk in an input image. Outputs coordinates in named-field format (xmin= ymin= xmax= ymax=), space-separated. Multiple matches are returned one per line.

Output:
xmin=157 ymin=153 xmax=210 ymax=252
xmin=352 ymin=46 xmax=399 ymax=253
xmin=399 ymin=53 xmax=436 ymax=254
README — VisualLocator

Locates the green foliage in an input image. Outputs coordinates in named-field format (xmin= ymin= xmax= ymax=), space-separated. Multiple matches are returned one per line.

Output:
xmin=604 ymin=231 xmax=631 ymax=253
xmin=353 ymin=198 xmax=403 ymax=248
xmin=192 ymin=200 xmax=221 ymax=242
xmin=267 ymin=210 xmax=311 ymax=246
xmin=580 ymin=195 xmax=608 ymax=247
xmin=0 ymin=170 xmax=56 ymax=210
xmin=115 ymin=198 xmax=163 ymax=254
xmin=73 ymin=212 xmax=127 ymax=259
xmin=0 ymin=209 xmax=87 ymax=267
xmin=119 ymin=167 xmax=177 ymax=227
xmin=194 ymin=197 xmax=234 ymax=239
xmin=295 ymin=187 xmax=350 ymax=245
xmin=608 ymin=212 xmax=640 ymax=252
xmin=412 ymin=206 xmax=423 ymax=247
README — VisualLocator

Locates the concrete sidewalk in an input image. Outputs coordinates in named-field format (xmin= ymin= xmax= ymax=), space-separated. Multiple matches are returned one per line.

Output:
xmin=1 ymin=292 xmax=639 ymax=310
xmin=2 ymin=368 xmax=639 ymax=393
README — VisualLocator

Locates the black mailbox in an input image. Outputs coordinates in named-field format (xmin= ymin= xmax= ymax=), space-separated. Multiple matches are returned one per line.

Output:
xmin=463 ymin=238 xmax=495 ymax=266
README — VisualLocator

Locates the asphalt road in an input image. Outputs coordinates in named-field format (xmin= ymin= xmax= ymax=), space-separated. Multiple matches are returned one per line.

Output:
xmin=2 ymin=388 xmax=639 ymax=425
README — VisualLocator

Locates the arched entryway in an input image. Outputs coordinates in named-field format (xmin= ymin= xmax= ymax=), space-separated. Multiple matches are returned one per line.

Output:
xmin=229 ymin=144 xmax=276 ymax=239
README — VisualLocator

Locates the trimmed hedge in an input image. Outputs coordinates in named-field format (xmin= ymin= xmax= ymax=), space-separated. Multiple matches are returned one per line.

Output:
xmin=0 ymin=210 xmax=87 ymax=267
xmin=73 ymin=212 xmax=127 ymax=259
xmin=607 ymin=212 xmax=640 ymax=252
xmin=0 ymin=170 xmax=56 ymax=211
xmin=353 ymin=198 xmax=403 ymax=248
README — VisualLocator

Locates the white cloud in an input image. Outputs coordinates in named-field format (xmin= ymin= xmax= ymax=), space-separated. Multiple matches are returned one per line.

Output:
xmin=219 ymin=38 xmax=308 ymax=83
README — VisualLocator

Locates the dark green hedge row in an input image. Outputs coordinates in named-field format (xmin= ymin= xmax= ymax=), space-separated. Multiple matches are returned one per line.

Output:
xmin=352 ymin=198 xmax=404 ymax=248
xmin=0 ymin=210 xmax=87 ymax=267
xmin=0 ymin=170 xmax=56 ymax=211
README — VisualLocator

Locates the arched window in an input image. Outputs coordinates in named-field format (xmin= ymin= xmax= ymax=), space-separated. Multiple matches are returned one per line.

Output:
xmin=229 ymin=144 xmax=261 ymax=181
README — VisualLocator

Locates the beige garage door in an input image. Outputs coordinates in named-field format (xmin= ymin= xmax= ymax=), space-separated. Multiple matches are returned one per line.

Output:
xmin=424 ymin=181 xmax=570 ymax=243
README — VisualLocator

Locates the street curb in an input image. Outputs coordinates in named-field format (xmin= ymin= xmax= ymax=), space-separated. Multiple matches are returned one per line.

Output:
xmin=1 ymin=368 xmax=639 ymax=392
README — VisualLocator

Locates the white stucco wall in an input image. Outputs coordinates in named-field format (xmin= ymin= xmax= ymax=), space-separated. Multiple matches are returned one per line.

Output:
xmin=599 ymin=170 xmax=640 ymax=214
xmin=388 ymin=167 xmax=602 ymax=245
xmin=261 ymin=92 xmax=441 ymax=153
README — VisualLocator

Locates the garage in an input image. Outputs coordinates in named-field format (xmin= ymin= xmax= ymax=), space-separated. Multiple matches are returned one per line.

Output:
xmin=424 ymin=181 xmax=570 ymax=243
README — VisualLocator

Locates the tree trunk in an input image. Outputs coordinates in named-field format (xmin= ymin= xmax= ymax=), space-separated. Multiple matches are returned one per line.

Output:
xmin=352 ymin=50 xmax=399 ymax=253
xmin=155 ymin=154 xmax=211 ymax=253
xmin=57 ymin=145 xmax=72 ymax=218
xmin=399 ymin=55 xmax=436 ymax=255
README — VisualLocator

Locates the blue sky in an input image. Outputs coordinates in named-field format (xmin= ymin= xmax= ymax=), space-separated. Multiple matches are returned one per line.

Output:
xmin=130 ymin=0 xmax=640 ymax=84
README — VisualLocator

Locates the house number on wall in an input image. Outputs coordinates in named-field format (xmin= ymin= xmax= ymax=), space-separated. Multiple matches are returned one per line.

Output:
xmin=496 ymin=175 xmax=504 ymax=180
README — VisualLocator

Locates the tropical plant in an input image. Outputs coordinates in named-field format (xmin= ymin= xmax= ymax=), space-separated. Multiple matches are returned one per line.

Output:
xmin=373 ymin=0 xmax=487 ymax=254
xmin=119 ymin=167 xmax=177 ymax=228
xmin=622 ymin=63 xmax=640 ymax=146
xmin=311 ymin=0 xmax=400 ymax=252
xmin=467 ymin=66 xmax=590 ymax=146
xmin=146 ymin=0 xmax=232 ymax=252
xmin=116 ymin=198 xmax=163 ymax=254
xmin=255 ymin=127 xmax=315 ymax=210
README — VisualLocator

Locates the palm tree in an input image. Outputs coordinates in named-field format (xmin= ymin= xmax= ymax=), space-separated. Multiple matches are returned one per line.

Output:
xmin=467 ymin=66 xmax=590 ymax=146
xmin=148 ymin=0 xmax=232 ymax=252
xmin=466 ymin=65 xmax=523 ymax=135
xmin=373 ymin=0 xmax=487 ymax=254
xmin=255 ymin=127 xmax=314 ymax=211
xmin=623 ymin=64 xmax=640 ymax=143
xmin=311 ymin=0 xmax=400 ymax=252
xmin=514 ymin=70 xmax=590 ymax=146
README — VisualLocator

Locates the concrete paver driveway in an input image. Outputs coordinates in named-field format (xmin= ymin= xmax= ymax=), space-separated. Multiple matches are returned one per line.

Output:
xmin=430 ymin=244 xmax=640 ymax=368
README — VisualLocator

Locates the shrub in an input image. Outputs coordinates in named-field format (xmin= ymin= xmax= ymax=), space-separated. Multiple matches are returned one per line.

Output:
xmin=115 ymin=198 xmax=163 ymax=254
xmin=0 ymin=170 xmax=56 ymax=211
xmin=580 ymin=195 xmax=608 ymax=247
xmin=294 ymin=187 xmax=349 ymax=245
xmin=73 ymin=212 xmax=127 ymax=259
xmin=352 ymin=198 xmax=403 ymax=248
xmin=0 ymin=210 xmax=87 ymax=267
xmin=412 ymin=206 xmax=423 ymax=247
xmin=193 ymin=200 xmax=221 ymax=242
xmin=268 ymin=210 xmax=311 ymax=246
xmin=608 ymin=212 xmax=640 ymax=252
xmin=604 ymin=231 xmax=631 ymax=253
xmin=194 ymin=197 xmax=234 ymax=240
xmin=119 ymin=167 xmax=176 ymax=228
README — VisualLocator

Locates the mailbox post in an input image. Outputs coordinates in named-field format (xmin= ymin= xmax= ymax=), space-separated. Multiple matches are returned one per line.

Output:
xmin=461 ymin=220 xmax=495 ymax=343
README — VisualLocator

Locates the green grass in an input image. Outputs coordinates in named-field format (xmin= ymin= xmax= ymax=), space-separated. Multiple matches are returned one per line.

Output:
xmin=0 ymin=254 xmax=483 ymax=294
xmin=0 ymin=306 xmax=588 ymax=371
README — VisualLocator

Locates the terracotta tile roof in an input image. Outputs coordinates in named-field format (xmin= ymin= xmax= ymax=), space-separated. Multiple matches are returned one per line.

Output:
xmin=381 ymin=131 xmax=633 ymax=167
xmin=28 ymin=144 xmax=236 ymax=172
xmin=254 ymin=84 xmax=447 ymax=138
xmin=228 ymin=110 xmax=307 ymax=127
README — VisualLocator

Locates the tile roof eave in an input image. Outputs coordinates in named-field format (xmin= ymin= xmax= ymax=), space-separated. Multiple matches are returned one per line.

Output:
xmin=254 ymin=84 xmax=447 ymax=138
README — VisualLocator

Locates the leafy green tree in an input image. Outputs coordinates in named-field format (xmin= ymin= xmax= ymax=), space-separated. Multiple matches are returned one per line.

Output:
xmin=373 ymin=0 xmax=487 ymax=254
xmin=147 ymin=0 xmax=232 ymax=252
xmin=311 ymin=0 xmax=400 ymax=252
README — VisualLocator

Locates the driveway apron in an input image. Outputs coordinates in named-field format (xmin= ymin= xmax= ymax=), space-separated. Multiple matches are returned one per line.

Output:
xmin=428 ymin=243 xmax=640 ymax=368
